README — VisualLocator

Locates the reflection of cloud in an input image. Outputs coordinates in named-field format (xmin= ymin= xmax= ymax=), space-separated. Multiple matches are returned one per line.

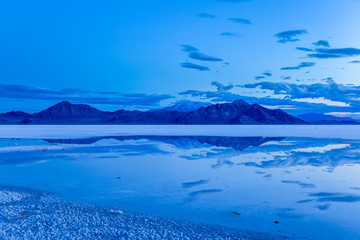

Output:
xmin=189 ymin=189 xmax=223 ymax=198
xmin=0 ymin=142 xmax=169 ymax=165
xmin=212 ymin=159 xmax=234 ymax=169
xmin=315 ymin=203 xmax=331 ymax=210
xmin=309 ymin=192 xmax=360 ymax=203
xmin=291 ymin=144 xmax=349 ymax=153
xmin=44 ymin=136 xmax=360 ymax=170
xmin=45 ymin=136 xmax=284 ymax=152
xmin=282 ymin=180 xmax=316 ymax=188
xmin=182 ymin=180 xmax=210 ymax=188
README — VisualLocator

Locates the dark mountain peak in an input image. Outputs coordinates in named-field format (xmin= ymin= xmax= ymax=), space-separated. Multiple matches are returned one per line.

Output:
xmin=0 ymin=111 xmax=31 ymax=117
xmin=232 ymin=99 xmax=250 ymax=106
xmin=177 ymin=99 xmax=305 ymax=124
xmin=56 ymin=101 xmax=72 ymax=106
xmin=34 ymin=101 xmax=104 ymax=119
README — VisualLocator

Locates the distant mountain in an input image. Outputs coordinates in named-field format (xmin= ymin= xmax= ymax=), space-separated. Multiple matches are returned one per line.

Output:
xmin=297 ymin=113 xmax=359 ymax=125
xmin=161 ymin=100 xmax=212 ymax=112
xmin=34 ymin=101 xmax=105 ymax=119
xmin=176 ymin=100 xmax=305 ymax=124
xmin=0 ymin=100 xmax=306 ymax=125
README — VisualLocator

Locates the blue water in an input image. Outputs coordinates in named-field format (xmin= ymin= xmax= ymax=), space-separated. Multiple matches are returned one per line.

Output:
xmin=1 ymin=135 xmax=360 ymax=239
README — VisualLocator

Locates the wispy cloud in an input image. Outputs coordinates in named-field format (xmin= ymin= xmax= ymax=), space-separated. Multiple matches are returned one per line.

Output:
xmin=254 ymin=76 xmax=266 ymax=80
xmin=274 ymin=30 xmax=307 ymax=43
xmin=282 ymin=76 xmax=292 ymax=80
xmin=242 ymin=81 xmax=360 ymax=103
xmin=220 ymin=32 xmax=241 ymax=37
xmin=218 ymin=0 xmax=253 ymax=2
xmin=228 ymin=18 xmax=251 ymax=24
xmin=281 ymin=62 xmax=316 ymax=70
xmin=179 ymin=80 xmax=360 ymax=115
xmin=180 ymin=44 xmax=199 ymax=53
xmin=189 ymin=52 xmax=223 ymax=61
xmin=0 ymin=84 xmax=173 ymax=108
xmin=181 ymin=62 xmax=210 ymax=71
xmin=211 ymin=81 xmax=234 ymax=92
xmin=312 ymin=40 xmax=330 ymax=48
xmin=262 ymin=71 xmax=272 ymax=77
xmin=296 ymin=47 xmax=314 ymax=52
xmin=308 ymin=48 xmax=360 ymax=59
xmin=197 ymin=13 xmax=216 ymax=18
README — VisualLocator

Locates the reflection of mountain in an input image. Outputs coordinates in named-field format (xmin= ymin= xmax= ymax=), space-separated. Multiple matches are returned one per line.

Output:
xmin=44 ymin=136 xmax=284 ymax=152
xmin=0 ymin=100 xmax=305 ymax=124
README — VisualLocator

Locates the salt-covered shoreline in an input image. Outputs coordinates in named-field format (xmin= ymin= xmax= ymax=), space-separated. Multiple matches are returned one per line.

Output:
xmin=1 ymin=125 xmax=360 ymax=140
xmin=0 ymin=185 xmax=290 ymax=240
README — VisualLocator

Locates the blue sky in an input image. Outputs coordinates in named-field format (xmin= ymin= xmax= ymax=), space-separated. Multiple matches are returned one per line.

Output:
xmin=1 ymin=0 xmax=360 ymax=117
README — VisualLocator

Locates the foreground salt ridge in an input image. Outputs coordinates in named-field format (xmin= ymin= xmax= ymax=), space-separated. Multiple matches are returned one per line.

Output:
xmin=0 ymin=186 xmax=290 ymax=240
xmin=1 ymin=125 xmax=360 ymax=140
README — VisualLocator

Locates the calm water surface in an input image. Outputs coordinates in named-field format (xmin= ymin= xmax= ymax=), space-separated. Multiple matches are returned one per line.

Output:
xmin=1 ymin=132 xmax=360 ymax=239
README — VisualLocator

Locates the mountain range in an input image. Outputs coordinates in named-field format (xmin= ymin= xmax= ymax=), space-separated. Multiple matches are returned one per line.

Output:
xmin=0 ymin=100 xmax=305 ymax=125
xmin=160 ymin=100 xmax=212 ymax=112
xmin=297 ymin=113 xmax=359 ymax=125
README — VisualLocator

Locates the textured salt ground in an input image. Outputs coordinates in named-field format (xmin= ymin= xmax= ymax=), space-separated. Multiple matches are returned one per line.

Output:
xmin=0 ymin=186 xmax=291 ymax=240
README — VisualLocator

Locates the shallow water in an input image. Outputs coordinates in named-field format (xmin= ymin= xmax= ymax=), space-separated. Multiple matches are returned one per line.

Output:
xmin=1 ymin=127 xmax=360 ymax=239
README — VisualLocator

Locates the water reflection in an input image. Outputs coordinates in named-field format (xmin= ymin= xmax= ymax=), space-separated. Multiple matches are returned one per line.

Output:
xmin=1 ymin=135 xmax=360 ymax=239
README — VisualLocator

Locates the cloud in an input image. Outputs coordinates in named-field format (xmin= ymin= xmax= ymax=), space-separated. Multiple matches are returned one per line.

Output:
xmin=296 ymin=47 xmax=314 ymax=52
xmin=281 ymin=62 xmax=316 ymax=70
xmin=309 ymin=192 xmax=360 ymax=203
xmin=178 ymin=80 xmax=360 ymax=116
xmin=241 ymin=81 xmax=360 ymax=103
xmin=274 ymin=30 xmax=307 ymax=43
xmin=282 ymin=180 xmax=316 ymax=188
xmin=218 ymin=0 xmax=253 ymax=2
xmin=211 ymin=81 xmax=234 ymax=92
xmin=0 ymin=84 xmax=173 ymax=108
xmin=228 ymin=18 xmax=252 ymax=24
xmin=312 ymin=40 xmax=330 ymax=48
xmin=254 ymin=76 xmax=266 ymax=80
xmin=308 ymin=48 xmax=360 ymax=59
xmin=282 ymin=76 xmax=292 ymax=80
xmin=181 ymin=62 xmax=210 ymax=71
xmin=188 ymin=52 xmax=223 ymax=61
xmin=180 ymin=44 xmax=199 ymax=53
xmin=220 ymin=32 xmax=241 ymax=37
xmin=262 ymin=71 xmax=272 ymax=77
xmin=197 ymin=13 xmax=216 ymax=18
xmin=349 ymin=60 xmax=360 ymax=63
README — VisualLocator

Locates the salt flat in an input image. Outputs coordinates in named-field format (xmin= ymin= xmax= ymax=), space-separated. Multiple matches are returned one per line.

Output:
xmin=0 ymin=186 xmax=289 ymax=240
xmin=0 ymin=125 xmax=360 ymax=139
